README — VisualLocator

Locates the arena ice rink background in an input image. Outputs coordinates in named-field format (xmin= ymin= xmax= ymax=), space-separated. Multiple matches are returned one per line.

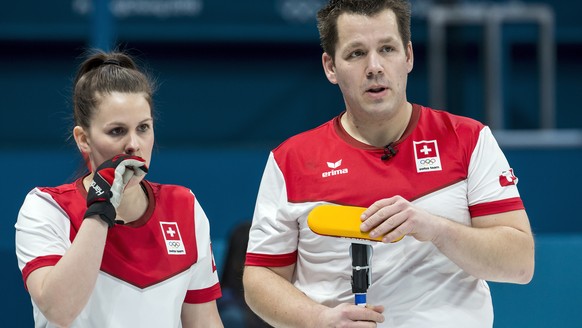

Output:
xmin=1 ymin=0 xmax=581 ymax=326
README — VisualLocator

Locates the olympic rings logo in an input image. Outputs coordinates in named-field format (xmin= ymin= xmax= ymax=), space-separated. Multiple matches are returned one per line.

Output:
xmin=168 ymin=241 xmax=181 ymax=248
xmin=419 ymin=158 xmax=437 ymax=165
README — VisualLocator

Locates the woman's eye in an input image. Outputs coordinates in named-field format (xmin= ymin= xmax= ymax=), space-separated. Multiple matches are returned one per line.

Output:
xmin=138 ymin=124 xmax=150 ymax=132
xmin=109 ymin=127 xmax=125 ymax=136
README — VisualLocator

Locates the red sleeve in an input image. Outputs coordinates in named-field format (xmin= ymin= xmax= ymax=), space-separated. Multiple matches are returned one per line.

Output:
xmin=21 ymin=255 xmax=62 ymax=290
xmin=245 ymin=250 xmax=298 ymax=267
xmin=184 ymin=283 xmax=222 ymax=304
xmin=469 ymin=197 xmax=524 ymax=218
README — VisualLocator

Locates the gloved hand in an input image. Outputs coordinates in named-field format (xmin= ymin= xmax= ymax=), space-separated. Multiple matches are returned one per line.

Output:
xmin=85 ymin=154 xmax=148 ymax=227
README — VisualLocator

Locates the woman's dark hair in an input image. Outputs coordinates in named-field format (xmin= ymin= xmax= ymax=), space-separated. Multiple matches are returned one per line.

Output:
xmin=73 ymin=50 xmax=156 ymax=129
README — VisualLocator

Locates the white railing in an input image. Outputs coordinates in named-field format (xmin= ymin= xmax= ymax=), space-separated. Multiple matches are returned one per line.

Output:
xmin=427 ymin=2 xmax=555 ymax=130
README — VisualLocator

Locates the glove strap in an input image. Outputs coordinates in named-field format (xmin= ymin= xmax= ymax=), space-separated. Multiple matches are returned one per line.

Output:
xmin=85 ymin=202 xmax=117 ymax=228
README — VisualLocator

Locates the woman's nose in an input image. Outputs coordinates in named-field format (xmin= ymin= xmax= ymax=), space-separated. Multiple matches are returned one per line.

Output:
xmin=124 ymin=134 xmax=140 ymax=155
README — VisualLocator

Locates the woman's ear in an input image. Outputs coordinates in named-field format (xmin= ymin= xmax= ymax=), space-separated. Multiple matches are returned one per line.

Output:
xmin=73 ymin=126 xmax=91 ymax=154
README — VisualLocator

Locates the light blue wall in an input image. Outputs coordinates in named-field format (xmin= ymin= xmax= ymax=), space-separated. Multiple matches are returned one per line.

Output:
xmin=490 ymin=234 xmax=582 ymax=327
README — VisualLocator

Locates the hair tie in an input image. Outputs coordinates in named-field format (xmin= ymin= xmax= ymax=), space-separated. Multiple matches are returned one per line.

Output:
xmin=102 ymin=59 xmax=121 ymax=66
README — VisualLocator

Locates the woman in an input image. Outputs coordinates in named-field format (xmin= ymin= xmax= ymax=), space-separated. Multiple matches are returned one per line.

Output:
xmin=15 ymin=50 xmax=223 ymax=328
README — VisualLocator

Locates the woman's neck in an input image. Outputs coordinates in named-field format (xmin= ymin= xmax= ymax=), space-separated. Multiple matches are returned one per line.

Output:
xmin=83 ymin=174 xmax=148 ymax=224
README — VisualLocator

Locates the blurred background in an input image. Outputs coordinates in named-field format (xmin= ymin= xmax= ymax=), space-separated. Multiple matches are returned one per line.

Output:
xmin=1 ymin=0 xmax=580 ymax=326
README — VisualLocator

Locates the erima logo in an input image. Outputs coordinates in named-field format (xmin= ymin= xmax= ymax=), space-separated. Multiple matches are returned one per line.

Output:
xmin=322 ymin=159 xmax=349 ymax=178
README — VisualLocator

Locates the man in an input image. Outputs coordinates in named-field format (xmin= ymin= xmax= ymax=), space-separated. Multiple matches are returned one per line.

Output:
xmin=243 ymin=1 xmax=535 ymax=327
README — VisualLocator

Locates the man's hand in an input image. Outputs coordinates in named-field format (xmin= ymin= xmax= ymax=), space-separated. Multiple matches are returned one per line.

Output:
xmin=360 ymin=196 xmax=443 ymax=243
xmin=316 ymin=303 xmax=384 ymax=327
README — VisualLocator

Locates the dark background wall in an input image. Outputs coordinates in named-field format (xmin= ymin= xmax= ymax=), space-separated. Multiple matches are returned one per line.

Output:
xmin=1 ymin=0 xmax=581 ymax=326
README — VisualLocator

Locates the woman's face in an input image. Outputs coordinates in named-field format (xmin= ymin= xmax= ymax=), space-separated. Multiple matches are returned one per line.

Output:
xmin=75 ymin=91 xmax=154 ymax=184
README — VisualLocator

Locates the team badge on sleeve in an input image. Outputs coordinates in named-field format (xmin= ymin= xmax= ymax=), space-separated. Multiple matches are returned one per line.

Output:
xmin=210 ymin=243 xmax=217 ymax=273
xmin=160 ymin=222 xmax=186 ymax=255
xmin=499 ymin=169 xmax=518 ymax=186
xmin=414 ymin=140 xmax=442 ymax=173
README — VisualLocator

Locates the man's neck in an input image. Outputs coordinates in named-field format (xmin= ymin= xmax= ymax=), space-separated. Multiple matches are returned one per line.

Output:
xmin=340 ymin=102 xmax=412 ymax=147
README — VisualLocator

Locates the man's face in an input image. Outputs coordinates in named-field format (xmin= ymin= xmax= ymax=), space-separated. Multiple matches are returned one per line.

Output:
xmin=322 ymin=9 xmax=413 ymax=121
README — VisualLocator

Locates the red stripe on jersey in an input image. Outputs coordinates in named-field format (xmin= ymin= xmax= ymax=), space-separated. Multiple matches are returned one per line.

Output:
xmin=469 ymin=197 xmax=524 ymax=218
xmin=21 ymin=255 xmax=62 ymax=289
xmin=245 ymin=250 xmax=298 ymax=267
xmin=42 ymin=180 xmax=200 ymax=289
xmin=100 ymin=182 xmax=198 ymax=289
xmin=273 ymin=105 xmax=484 ymax=206
xmin=184 ymin=283 xmax=222 ymax=304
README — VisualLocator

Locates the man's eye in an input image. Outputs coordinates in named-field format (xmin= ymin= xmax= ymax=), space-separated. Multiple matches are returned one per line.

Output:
xmin=349 ymin=50 xmax=365 ymax=58
xmin=381 ymin=46 xmax=394 ymax=53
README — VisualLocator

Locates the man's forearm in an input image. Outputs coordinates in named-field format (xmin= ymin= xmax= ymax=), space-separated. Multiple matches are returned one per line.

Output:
xmin=432 ymin=211 xmax=535 ymax=284
xmin=243 ymin=265 xmax=326 ymax=328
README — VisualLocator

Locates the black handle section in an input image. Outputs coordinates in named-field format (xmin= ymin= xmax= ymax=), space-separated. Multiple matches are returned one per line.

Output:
xmin=351 ymin=243 xmax=370 ymax=293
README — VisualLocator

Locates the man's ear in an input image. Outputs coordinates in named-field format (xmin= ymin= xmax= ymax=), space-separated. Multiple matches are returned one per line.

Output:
xmin=406 ymin=41 xmax=414 ymax=73
xmin=73 ymin=126 xmax=91 ymax=154
xmin=322 ymin=52 xmax=338 ymax=85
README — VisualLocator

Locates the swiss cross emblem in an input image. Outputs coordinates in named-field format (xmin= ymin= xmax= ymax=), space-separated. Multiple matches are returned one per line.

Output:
xmin=160 ymin=222 xmax=186 ymax=255
xmin=210 ymin=243 xmax=217 ymax=273
xmin=499 ymin=169 xmax=519 ymax=186
xmin=413 ymin=140 xmax=442 ymax=173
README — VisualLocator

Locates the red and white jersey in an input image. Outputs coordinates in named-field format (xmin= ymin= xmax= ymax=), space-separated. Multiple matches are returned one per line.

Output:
xmin=15 ymin=179 xmax=221 ymax=328
xmin=246 ymin=104 xmax=523 ymax=328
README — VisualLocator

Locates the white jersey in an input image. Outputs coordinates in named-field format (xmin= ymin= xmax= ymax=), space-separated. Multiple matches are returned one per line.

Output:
xmin=15 ymin=180 xmax=221 ymax=328
xmin=246 ymin=104 xmax=524 ymax=327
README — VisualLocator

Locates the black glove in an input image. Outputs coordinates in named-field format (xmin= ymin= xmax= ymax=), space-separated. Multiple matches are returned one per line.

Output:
xmin=85 ymin=154 xmax=148 ymax=227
